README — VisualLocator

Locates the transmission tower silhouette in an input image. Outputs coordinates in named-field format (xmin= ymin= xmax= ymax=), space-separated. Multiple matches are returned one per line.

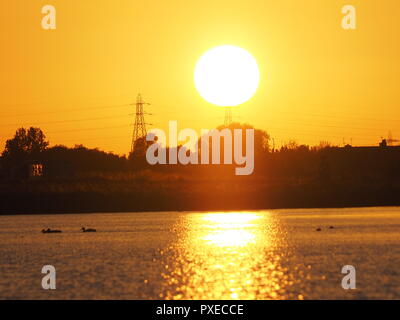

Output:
xmin=224 ymin=107 xmax=232 ymax=127
xmin=131 ymin=93 xmax=151 ymax=153
xmin=387 ymin=131 xmax=399 ymax=146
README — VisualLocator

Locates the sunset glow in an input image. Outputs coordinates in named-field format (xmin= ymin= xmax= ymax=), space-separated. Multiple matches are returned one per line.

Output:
xmin=1 ymin=0 xmax=400 ymax=303
xmin=1 ymin=1 xmax=399 ymax=154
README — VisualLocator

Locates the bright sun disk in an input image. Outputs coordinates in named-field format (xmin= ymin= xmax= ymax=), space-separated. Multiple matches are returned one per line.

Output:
xmin=194 ymin=45 xmax=260 ymax=107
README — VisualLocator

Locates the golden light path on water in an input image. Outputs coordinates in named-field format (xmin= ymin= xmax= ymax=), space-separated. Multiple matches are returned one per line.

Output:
xmin=159 ymin=212 xmax=305 ymax=300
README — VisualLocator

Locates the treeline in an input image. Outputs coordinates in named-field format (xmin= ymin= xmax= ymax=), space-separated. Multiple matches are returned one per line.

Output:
xmin=0 ymin=128 xmax=128 ymax=178
xmin=1 ymin=125 xmax=400 ymax=213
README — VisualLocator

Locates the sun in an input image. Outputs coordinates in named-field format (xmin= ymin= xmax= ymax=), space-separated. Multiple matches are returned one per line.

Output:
xmin=194 ymin=45 xmax=260 ymax=107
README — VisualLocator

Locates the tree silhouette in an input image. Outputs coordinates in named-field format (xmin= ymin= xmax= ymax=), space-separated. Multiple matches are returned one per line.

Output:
xmin=1 ymin=127 xmax=49 ymax=165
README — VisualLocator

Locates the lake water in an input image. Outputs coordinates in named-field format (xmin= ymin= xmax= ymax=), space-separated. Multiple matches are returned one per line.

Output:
xmin=0 ymin=207 xmax=399 ymax=300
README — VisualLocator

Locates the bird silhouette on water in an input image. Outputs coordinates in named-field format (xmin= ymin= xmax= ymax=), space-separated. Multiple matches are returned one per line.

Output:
xmin=41 ymin=228 xmax=62 ymax=233
xmin=81 ymin=227 xmax=96 ymax=232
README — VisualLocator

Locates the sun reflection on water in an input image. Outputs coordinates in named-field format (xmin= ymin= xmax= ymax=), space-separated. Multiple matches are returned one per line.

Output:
xmin=201 ymin=213 xmax=259 ymax=247
xmin=159 ymin=211 xmax=300 ymax=300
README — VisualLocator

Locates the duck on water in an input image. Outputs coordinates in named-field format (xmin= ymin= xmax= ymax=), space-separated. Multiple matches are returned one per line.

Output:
xmin=81 ymin=227 xmax=96 ymax=232
xmin=41 ymin=228 xmax=62 ymax=234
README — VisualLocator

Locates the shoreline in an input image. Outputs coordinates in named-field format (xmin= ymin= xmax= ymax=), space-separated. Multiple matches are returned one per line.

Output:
xmin=2 ymin=176 xmax=400 ymax=215
xmin=1 ymin=202 xmax=399 ymax=216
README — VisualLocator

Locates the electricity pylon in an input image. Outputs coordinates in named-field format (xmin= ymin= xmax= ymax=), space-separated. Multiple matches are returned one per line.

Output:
xmin=224 ymin=107 xmax=232 ymax=127
xmin=131 ymin=94 xmax=151 ymax=153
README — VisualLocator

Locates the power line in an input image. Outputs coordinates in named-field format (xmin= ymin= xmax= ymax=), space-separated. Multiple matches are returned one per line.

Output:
xmin=47 ymin=124 xmax=132 ymax=135
xmin=2 ymin=114 xmax=130 ymax=128
xmin=0 ymin=103 xmax=130 ymax=119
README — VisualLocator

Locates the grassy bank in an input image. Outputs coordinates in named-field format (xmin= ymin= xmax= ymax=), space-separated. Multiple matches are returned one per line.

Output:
xmin=1 ymin=173 xmax=399 ymax=214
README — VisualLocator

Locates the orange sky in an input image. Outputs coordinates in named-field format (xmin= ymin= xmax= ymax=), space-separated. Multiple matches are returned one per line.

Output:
xmin=1 ymin=0 xmax=399 ymax=155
